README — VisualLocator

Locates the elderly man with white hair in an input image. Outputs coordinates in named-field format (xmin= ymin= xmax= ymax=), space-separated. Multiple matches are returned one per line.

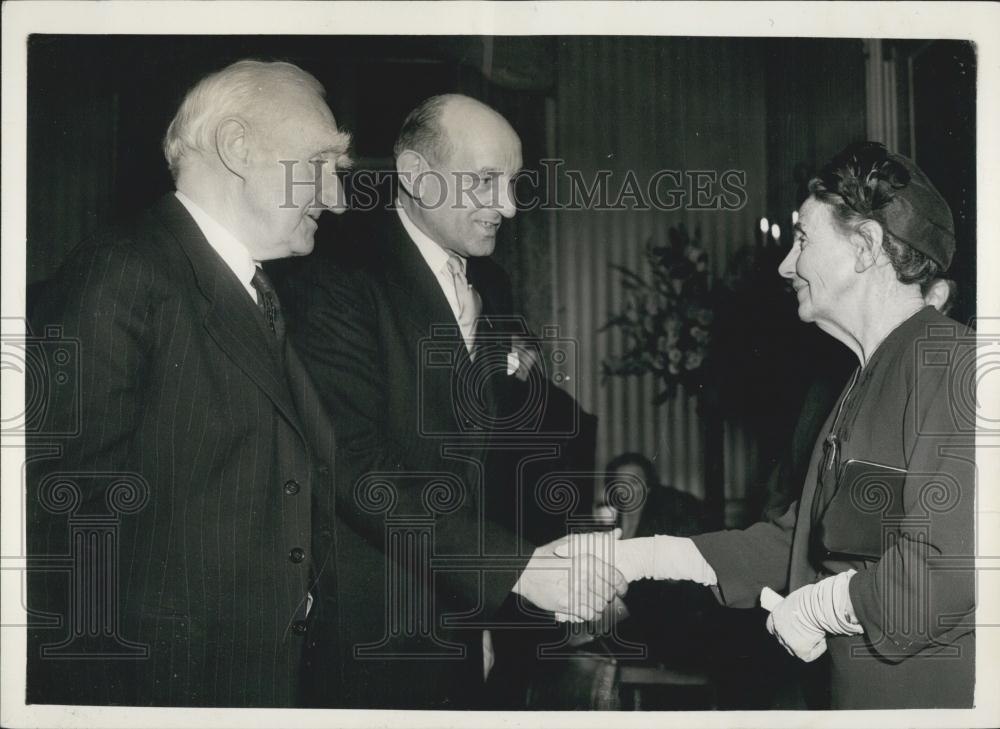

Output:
xmin=27 ymin=59 xmax=350 ymax=707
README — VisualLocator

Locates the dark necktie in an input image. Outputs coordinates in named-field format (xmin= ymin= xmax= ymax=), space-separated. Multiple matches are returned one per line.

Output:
xmin=251 ymin=266 xmax=286 ymax=343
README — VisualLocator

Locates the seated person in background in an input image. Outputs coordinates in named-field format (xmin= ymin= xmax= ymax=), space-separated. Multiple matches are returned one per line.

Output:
xmin=599 ymin=452 xmax=709 ymax=540
xmin=588 ymin=453 xmax=719 ymax=674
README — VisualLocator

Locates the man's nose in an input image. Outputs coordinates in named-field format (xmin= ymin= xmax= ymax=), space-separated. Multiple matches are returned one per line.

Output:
xmin=497 ymin=180 xmax=517 ymax=219
xmin=319 ymin=172 xmax=347 ymax=215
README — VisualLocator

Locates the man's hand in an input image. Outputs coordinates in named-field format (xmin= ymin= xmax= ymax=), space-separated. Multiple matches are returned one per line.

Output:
xmin=564 ymin=595 xmax=631 ymax=647
xmin=512 ymin=530 xmax=627 ymax=622
xmin=762 ymin=570 xmax=863 ymax=662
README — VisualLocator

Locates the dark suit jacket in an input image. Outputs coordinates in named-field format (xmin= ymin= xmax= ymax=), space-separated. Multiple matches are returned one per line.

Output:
xmin=26 ymin=194 xmax=340 ymax=708
xmin=283 ymin=211 xmax=535 ymax=708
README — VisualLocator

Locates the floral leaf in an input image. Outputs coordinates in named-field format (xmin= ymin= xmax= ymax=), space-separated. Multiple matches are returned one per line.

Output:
xmin=609 ymin=263 xmax=647 ymax=285
xmin=597 ymin=314 xmax=633 ymax=332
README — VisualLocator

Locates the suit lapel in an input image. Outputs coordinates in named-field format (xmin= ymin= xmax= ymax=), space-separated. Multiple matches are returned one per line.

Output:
xmin=151 ymin=194 xmax=305 ymax=442
xmin=380 ymin=214 xmax=509 ymax=449
xmin=383 ymin=216 xmax=470 ymax=359
xmin=470 ymin=278 xmax=497 ymax=348
xmin=466 ymin=258 xmax=499 ymax=329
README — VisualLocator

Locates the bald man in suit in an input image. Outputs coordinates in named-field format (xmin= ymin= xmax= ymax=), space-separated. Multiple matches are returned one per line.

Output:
xmin=286 ymin=94 xmax=625 ymax=709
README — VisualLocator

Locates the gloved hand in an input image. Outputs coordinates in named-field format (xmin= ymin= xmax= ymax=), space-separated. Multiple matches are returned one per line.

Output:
xmin=762 ymin=570 xmax=864 ymax=662
xmin=611 ymin=534 xmax=718 ymax=586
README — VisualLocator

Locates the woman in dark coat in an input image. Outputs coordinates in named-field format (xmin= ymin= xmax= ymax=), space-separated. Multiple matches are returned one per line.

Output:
xmin=612 ymin=142 xmax=975 ymax=709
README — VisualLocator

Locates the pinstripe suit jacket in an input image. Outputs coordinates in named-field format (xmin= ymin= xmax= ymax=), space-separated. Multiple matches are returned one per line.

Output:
xmin=26 ymin=194 xmax=340 ymax=707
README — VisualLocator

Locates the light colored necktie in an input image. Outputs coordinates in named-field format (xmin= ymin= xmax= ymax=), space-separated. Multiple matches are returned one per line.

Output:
xmin=446 ymin=255 xmax=482 ymax=351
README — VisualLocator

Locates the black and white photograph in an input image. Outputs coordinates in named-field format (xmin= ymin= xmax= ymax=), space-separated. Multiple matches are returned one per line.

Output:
xmin=2 ymin=2 xmax=998 ymax=727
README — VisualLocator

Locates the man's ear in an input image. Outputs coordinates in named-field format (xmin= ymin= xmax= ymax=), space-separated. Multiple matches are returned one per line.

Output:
xmin=216 ymin=117 xmax=250 ymax=179
xmin=396 ymin=149 xmax=427 ymax=199
xmin=853 ymin=220 xmax=885 ymax=273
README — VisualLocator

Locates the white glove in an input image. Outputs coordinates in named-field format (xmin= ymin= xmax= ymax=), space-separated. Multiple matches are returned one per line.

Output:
xmin=612 ymin=535 xmax=718 ymax=586
xmin=762 ymin=570 xmax=864 ymax=662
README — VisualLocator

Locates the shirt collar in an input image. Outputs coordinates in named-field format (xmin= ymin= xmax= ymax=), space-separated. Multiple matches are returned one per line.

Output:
xmin=396 ymin=203 xmax=463 ymax=276
xmin=174 ymin=190 xmax=257 ymax=299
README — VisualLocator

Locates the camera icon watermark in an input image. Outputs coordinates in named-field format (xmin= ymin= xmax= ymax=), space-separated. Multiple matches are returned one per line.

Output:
xmin=913 ymin=318 xmax=1000 ymax=437
xmin=1 ymin=321 xmax=80 ymax=436
xmin=418 ymin=320 xmax=579 ymax=440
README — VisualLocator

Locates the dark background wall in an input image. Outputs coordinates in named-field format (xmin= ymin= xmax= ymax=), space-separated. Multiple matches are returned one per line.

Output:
xmin=25 ymin=35 xmax=976 ymax=526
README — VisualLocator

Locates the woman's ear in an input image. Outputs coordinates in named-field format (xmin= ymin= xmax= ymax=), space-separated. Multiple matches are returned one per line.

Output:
xmin=853 ymin=220 xmax=885 ymax=273
xmin=216 ymin=117 xmax=250 ymax=179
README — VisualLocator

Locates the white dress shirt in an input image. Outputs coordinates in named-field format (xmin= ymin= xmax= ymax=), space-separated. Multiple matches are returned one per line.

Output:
xmin=396 ymin=204 xmax=477 ymax=352
xmin=175 ymin=191 xmax=258 ymax=301
xmin=396 ymin=204 xmax=522 ymax=376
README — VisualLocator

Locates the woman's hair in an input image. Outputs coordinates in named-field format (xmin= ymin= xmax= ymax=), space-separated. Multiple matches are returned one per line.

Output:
xmin=808 ymin=142 xmax=941 ymax=288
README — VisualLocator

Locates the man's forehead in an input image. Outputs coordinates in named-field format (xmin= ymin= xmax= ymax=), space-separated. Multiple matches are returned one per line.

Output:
xmin=300 ymin=98 xmax=342 ymax=138
xmin=449 ymin=128 xmax=522 ymax=174
xmin=436 ymin=101 xmax=520 ymax=165
xmin=269 ymin=99 xmax=349 ymax=153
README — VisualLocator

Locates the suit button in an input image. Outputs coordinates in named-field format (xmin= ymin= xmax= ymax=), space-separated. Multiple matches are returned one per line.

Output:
xmin=292 ymin=620 xmax=307 ymax=635
xmin=289 ymin=547 xmax=305 ymax=564
xmin=284 ymin=479 xmax=300 ymax=496
xmin=316 ymin=462 xmax=329 ymax=476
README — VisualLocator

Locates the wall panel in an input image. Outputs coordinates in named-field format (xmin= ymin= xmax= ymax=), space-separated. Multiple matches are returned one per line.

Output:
xmin=552 ymin=37 xmax=769 ymax=504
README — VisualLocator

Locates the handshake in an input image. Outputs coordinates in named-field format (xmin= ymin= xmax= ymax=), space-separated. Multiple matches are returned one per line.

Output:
xmin=511 ymin=531 xmax=720 ymax=623
xmin=509 ymin=529 xmax=866 ymax=663
xmin=510 ymin=529 xmax=626 ymax=623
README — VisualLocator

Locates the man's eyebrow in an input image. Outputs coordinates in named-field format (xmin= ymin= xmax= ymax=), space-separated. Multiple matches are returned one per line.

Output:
xmin=316 ymin=130 xmax=354 ymax=168
xmin=478 ymin=166 xmax=525 ymax=177
xmin=318 ymin=130 xmax=352 ymax=155
xmin=793 ymin=221 xmax=806 ymax=237
xmin=334 ymin=129 xmax=353 ymax=149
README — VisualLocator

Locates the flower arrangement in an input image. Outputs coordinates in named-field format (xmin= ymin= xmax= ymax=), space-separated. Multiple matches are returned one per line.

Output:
xmin=600 ymin=224 xmax=714 ymax=403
